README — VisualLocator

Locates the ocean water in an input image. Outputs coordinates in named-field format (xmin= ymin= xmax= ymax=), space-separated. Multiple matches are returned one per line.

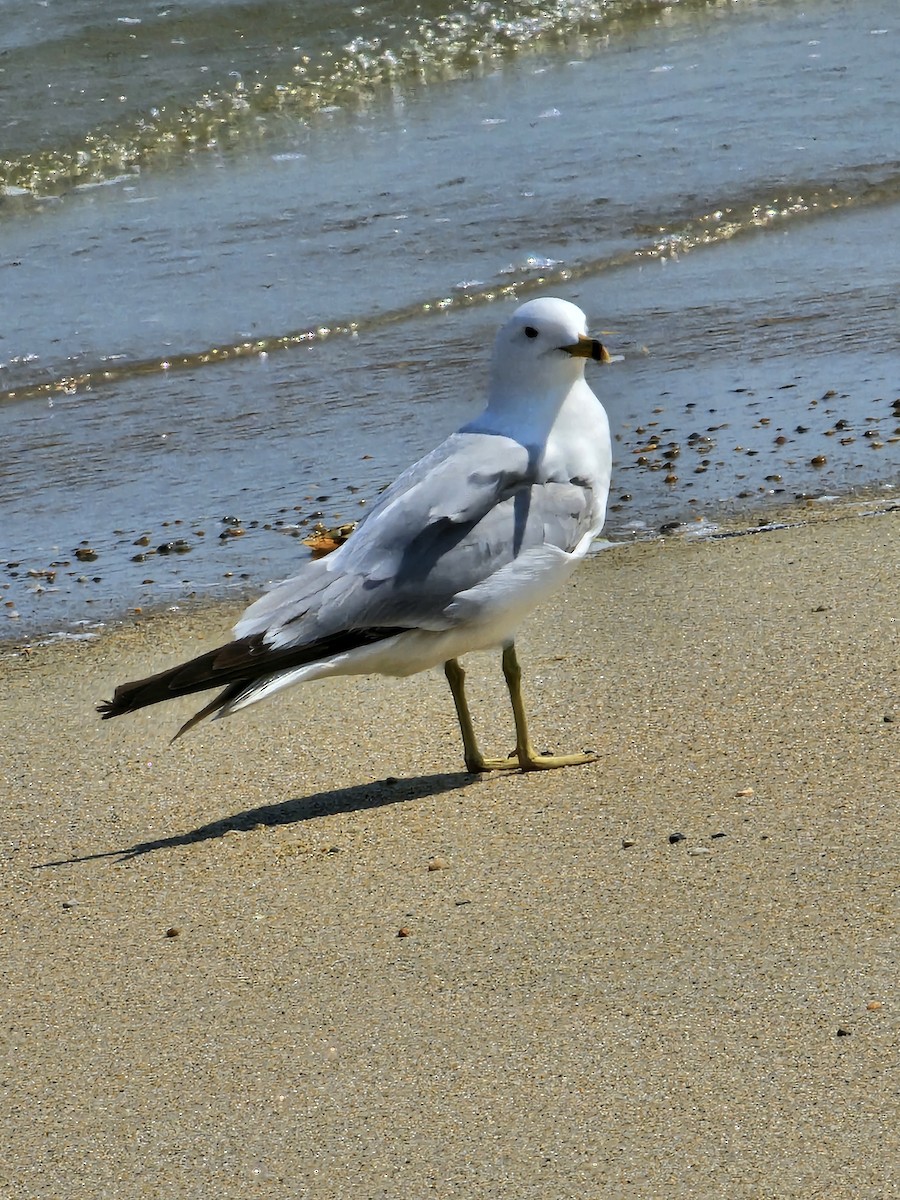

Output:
xmin=1 ymin=0 xmax=898 ymax=636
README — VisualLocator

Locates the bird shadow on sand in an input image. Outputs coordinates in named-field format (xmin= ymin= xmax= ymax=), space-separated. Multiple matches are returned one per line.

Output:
xmin=34 ymin=770 xmax=478 ymax=868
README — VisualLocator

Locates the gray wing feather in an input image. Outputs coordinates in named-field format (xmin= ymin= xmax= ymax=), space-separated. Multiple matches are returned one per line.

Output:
xmin=235 ymin=431 xmax=594 ymax=647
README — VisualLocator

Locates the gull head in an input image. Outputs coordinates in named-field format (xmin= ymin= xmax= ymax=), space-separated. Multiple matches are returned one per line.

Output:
xmin=489 ymin=297 xmax=612 ymax=403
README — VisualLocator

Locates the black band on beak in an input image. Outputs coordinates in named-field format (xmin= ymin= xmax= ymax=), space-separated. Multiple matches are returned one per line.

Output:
xmin=563 ymin=335 xmax=613 ymax=364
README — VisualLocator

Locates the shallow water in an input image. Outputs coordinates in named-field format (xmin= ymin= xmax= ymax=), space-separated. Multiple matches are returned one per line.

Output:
xmin=2 ymin=0 xmax=898 ymax=636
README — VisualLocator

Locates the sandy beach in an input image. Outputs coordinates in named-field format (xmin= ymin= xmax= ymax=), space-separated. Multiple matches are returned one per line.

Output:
xmin=1 ymin=500 xmax=896 ymax=1199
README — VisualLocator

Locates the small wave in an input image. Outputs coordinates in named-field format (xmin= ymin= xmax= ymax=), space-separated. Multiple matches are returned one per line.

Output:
xmin=4 ymin=158 xmax=899 ymax=407
xmin=0 ymin=0 xmax=744 ymax=199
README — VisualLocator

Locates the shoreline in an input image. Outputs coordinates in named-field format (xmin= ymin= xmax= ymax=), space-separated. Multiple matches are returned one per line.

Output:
xmin=1 ymin=499 xmax=896 ymax=1196
xmin=3 ymin=487 xmax=897 ymax=653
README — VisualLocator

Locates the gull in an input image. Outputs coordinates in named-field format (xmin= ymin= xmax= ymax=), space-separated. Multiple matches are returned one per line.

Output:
xmin=99 ymin=297 xmax=616 ymax=772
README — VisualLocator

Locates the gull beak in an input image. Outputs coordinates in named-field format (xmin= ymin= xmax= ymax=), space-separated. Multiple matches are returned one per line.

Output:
xmin=562 ymin=334 xmax=613 ymax=363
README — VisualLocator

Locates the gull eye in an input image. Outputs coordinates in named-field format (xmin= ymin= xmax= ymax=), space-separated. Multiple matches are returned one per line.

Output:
xmin=523 ymin=326 xmax=539 ymax=339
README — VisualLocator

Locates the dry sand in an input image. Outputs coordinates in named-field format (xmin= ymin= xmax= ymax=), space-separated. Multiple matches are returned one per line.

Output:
xmin=1 ymin=501 xmax=897 ymax=1199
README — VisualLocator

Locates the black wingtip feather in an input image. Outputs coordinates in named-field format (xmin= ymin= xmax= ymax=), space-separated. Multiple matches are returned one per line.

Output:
xmin=97 ymin=625 xmax=409 ymax=733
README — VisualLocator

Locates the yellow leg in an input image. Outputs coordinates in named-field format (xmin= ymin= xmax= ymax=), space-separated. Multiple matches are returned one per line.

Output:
xmin=444 ymin=658 xmax=518 ymax=773
xmin=501 ymin=642 xmax=597 ymax=771
xmin=444 ymin=646 xmax=597 ymax=774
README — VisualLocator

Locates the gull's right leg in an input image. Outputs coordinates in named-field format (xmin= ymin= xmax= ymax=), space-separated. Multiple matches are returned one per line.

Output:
xmin=499 ymin=643 xmax=597 ymax=771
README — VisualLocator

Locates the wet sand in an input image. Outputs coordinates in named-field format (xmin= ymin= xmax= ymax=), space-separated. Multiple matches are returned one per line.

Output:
xmin=1 ymin=501 xmax=896 ymax=1198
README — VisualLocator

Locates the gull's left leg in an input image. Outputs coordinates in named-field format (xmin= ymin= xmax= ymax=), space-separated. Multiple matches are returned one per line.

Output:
xmin=444 ymin=658 xmax=518 ymax=773
xmin=501 ymin=642 xmax=597 ymax=771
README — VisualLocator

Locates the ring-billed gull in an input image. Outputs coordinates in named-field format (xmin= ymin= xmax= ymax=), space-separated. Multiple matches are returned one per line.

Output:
xmin=99 ymin=297 xmax=616 ymax=772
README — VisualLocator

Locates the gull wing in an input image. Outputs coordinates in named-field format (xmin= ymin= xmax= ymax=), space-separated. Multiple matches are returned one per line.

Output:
xmin=234 ymin=431 xmax=597 ymax=648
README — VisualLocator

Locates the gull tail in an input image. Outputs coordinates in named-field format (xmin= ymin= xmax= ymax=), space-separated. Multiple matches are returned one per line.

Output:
xmin=96 ymin=626 xmax=407 ymax=740
xmin=96 ymin=651 xmax=249 ymax=741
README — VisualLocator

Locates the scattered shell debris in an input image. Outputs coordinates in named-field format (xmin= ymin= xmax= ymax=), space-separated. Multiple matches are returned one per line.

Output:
xmin=3 ymin=386 xmax=898 ymax=639
xmin=302 ymin=522 xmax=358 ymax=558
